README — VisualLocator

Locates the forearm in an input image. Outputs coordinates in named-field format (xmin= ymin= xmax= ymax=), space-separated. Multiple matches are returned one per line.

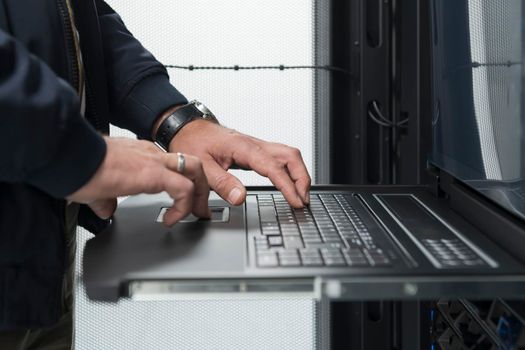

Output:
xmin=0 ymin=30 xmax=106 ymax=198
xmin=95 ymin=0 xmax=187 ymax=138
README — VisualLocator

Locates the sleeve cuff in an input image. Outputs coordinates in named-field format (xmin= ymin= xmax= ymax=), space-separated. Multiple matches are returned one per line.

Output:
xmin=118 ymin=73 xmax=188 ymax=139
xmin=27 ymin=117 xmax=107 ymax=198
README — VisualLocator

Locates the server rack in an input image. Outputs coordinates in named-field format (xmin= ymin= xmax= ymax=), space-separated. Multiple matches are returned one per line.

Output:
xmin=326 ymin=0 xmax=525 ymax=349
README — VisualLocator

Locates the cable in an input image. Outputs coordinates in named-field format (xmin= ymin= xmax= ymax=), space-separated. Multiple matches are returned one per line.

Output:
xmin=164 ymin=64 xmax=355 ymax=77
xmin=367 ymin=100 xmax=408 ymax=128
xmin=368 ymin=109 xmax=393 ymax=127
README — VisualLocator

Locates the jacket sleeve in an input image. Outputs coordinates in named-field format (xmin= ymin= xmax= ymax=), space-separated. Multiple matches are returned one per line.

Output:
xmin=0 ymin=30 xmax=106 ymax=198
xmin=95 ymin=0 xmax=188 ymax=139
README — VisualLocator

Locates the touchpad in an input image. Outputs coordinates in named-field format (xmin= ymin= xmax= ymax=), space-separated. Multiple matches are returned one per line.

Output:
xmin=156 ymin=207 xmax=230 ymax=223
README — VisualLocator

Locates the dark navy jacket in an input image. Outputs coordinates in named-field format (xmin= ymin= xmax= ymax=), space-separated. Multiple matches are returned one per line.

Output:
xmin=0 ymin=0 xmax=187 ymax=329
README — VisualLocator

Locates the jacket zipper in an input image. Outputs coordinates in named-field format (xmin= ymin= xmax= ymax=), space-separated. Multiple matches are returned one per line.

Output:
xmin=56 ymin=0 xmax=81 ymax=265
xmin=62 ymin=0 xmax=106 ymax=133
xmin=56 ymin=0 xmax=81 ymax=95
xmin=85 ymin=78 xmax=107 ymax=133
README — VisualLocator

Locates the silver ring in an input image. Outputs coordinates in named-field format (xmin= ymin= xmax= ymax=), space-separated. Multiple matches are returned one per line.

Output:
xmin=176 ymin=153 xmax=186 ymax=173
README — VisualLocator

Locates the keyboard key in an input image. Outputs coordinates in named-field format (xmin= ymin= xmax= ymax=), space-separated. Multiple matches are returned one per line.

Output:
xmin=268 ymin=236 xmax=283 ymax=246
xmin=463 ymin=259 xmax=484 ymax=266
xmin=327 ymin=242 xmax=345 ymax=249
xmin=259 ymin=206 xmax=277 ymax=222
xmin=278 ymin=250 xmax=301 ymax=266
xmin=299 ymin=249 xmax=321 ymax=266
xmin=303 ymin=237 xmax=323 ymax=245
xmin=367 ymin=250 xmax=391 ymax=266
xmin=257 ymin=252 xmax=278 ymax=267
xmin=281 ymin=223 xmax=299 ymax=230
xmin=442 ymin=260 xmax=461 ymax=267
xmin=303 ymin=242 xmax=333 ymax=249
xmin=342 ymin=249 xmax=369 ymax=265
xmin=324 ymin=256 xmax=346 ymax=266
xmin=323 ymin=235 xmax=343 ymax=243
xmin=345 ymin=257 xmax=368 ymax=266
xmin=280 ymin=257 xmax=301 ymax=267
xmin=320 ymin=248 xmax=343 ymax=259
xmin=302 ymin=257 xmax=324 ymax=266
xmin=278 ymin=249 xmax=299 ymax=259
xmin=284 ymin=236 xmax=304 ymax=249
xmin=282 ymin=229 xmax=301 ymax=236
xmin=300 ymin=248 xmax=321 ymax=256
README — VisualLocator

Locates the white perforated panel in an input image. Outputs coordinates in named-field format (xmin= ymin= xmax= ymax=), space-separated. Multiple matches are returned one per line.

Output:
xmin=75 ymin=229 xmax=320 ymax=350
xmin=106 ymin=0 xmax=316 ymax=186
xmin=75 ymin=1 xmax=323 ymax=348
xmin=467 ymin=0 xmax=523 ymax=180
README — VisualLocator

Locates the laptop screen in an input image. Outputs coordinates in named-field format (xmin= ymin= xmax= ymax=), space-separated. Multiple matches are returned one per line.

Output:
xmin=430 ymin=0 xmax=525 ymax=220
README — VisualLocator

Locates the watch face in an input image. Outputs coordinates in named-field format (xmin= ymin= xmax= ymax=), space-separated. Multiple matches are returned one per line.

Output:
xmin=192 ymin=100 xmax=218 ymax=123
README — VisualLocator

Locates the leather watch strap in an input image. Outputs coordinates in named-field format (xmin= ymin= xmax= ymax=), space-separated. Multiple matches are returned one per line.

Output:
xmin=154 ymin=103 xmax=201 ymax=151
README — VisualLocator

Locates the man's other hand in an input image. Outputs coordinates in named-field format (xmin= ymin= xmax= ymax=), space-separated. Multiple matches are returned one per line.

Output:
xmin=168 ymin=120 xmax=311 ymax=208
xmin=87 ymin=198 xmax=118 ymax=220
xmin=67 ymin=137 xmax=211 ymax=226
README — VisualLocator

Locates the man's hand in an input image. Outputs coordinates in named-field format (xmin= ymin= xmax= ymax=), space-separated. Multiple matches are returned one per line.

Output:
xmin=67 ymin=137 xmax=211 ymax=226
xmin=168 ymin=120 xmax=311 ymax=208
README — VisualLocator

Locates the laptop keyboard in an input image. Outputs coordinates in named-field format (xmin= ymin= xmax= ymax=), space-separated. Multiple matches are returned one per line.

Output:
xmin=254 ymin=194 xmax=392 ymax=268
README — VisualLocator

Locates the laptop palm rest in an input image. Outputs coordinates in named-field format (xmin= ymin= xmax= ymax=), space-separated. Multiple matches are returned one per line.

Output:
xmin=83 ymin=193 xmax=245 ymax=301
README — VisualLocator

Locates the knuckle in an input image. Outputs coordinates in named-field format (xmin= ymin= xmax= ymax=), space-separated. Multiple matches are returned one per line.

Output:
xmin=213 ymin=173 xmax=230 ymax=191
xmin=289 ymin=147 xmax=302 ymax=157
xmin=306 ymin=176 xmax=312 ymax=186
xmin=267 ymin=167 xmax=284 ymax=181
xmin=181 ymin=179 xmax=195 ymax=194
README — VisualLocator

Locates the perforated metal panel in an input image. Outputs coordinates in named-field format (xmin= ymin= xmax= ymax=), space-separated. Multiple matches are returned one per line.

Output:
xmin=75 ymin=229 xmax=322 ymax=350
xmin=75 ymin=1 xmax=327 ymax=348
xmin=468 ymin=0 xmax=523 ymax=180
xmin=105 ymin=0 xmax=319 ymax=186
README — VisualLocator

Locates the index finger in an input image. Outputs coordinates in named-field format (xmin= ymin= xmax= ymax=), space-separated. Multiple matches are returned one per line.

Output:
xmin=281 ymin=147 xmax=311 ymax=204
xmin=164 ymin=153 xmax=211 ymax=218
xmin=232 ymin=141 xmax=305 ymax=208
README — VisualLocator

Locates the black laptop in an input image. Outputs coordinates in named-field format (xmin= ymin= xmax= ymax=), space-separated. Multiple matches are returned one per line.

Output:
xmin=83 ymin=0 xmax=525 ymax=302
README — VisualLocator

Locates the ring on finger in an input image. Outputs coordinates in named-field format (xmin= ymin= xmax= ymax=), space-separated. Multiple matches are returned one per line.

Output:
xmin=176 ymin=152 xmax=186 ymax=173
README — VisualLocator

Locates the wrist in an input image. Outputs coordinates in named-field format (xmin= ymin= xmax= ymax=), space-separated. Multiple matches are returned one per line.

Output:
xmin=168 ymin=118 xmax=220 ymax=152
xmin=153 ymin=100 xmax=220 ymax=151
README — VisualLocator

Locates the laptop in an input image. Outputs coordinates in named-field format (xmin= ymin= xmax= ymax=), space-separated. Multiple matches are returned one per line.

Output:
xmin=83 ymin=0 xmax=525 ymax=302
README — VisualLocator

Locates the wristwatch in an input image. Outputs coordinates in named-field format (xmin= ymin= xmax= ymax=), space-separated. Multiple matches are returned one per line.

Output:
xmin=154 ymin=100 xmax=219 ymax=151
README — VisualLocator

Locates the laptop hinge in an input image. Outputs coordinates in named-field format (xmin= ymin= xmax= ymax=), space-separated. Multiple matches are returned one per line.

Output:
xmin=426 ymin=165 xmax=445 ymax=198
xmin=439 ymin=172 xmax=525 ymax=265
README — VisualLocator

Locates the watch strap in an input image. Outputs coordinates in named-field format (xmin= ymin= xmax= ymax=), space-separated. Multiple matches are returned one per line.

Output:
xmin=154 ymin=103 xmax=201 ymax=151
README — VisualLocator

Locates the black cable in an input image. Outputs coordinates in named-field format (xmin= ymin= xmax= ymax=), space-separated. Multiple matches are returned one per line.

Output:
xmin=368 ymin=109 xmax=393 ymax=127
xmin=164 ymin=64 xmax=355 ymax=77
xmin=367 ymin=100 xmax=408 ymax=128
xmin=445 ymin=60 xmax=522 ymax=78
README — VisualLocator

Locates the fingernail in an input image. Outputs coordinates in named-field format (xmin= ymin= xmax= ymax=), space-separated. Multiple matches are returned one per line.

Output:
xmin=228 ymin=187 xmax=242 ymax=204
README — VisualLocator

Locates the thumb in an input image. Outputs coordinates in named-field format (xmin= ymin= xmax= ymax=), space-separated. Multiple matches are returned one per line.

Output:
xmin=203 ymin=159 xmax=246 ymax=205
xmin=88 ymin=198 xmax=118 ymax=219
